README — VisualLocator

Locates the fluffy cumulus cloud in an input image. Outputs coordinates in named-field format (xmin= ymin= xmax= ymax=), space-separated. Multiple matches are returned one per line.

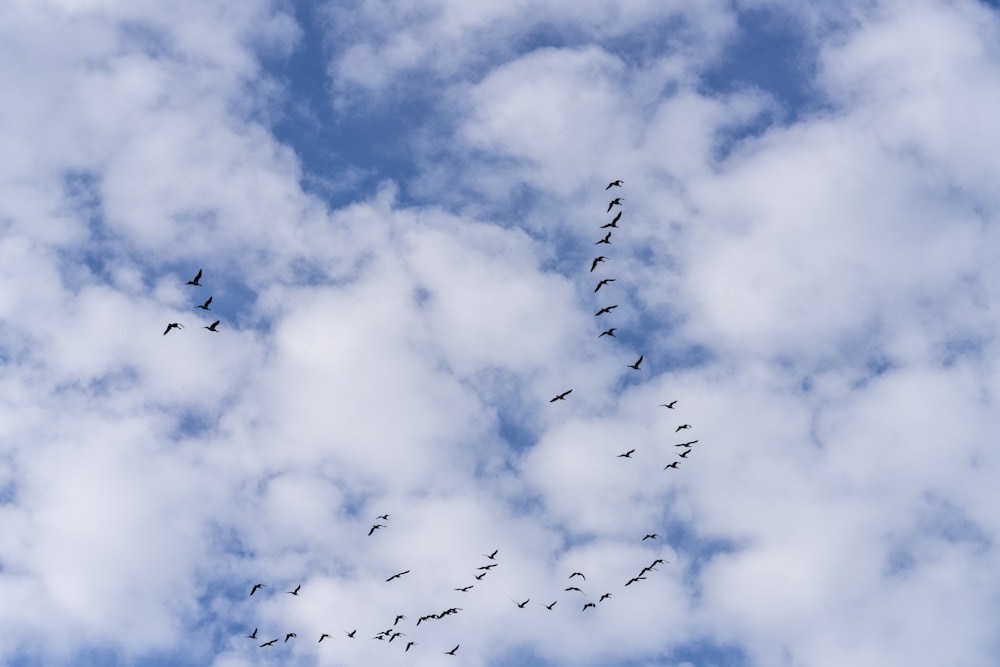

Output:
xmin=2 ymin=0 xmax=1000 ymax=666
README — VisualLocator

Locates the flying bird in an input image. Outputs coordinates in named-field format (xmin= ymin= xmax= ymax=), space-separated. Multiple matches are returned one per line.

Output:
xmin=627 ymin=355 xmax=643 ymax=370
xmin=599 ymin=328 xmax=616 ymax=338
xmin=590 ymin=256 xmax=606 ymax=272
xmin=455 ymin=585 xmax=474 ymax=592
xmin=606 ymin=197 xmax=623 ymax=212
xmin=386 ymin=570 xmax=410 ymax=582
xmin=445 ymin=645 xmax=460 ymax=655
xmin=660 ymin=400 xmax=677 ymax=409
xmin=186 ymin=269 xmax=203 ymax=286
xmin=369 ymin=524 xmax=385 ymax=536
xmin=477 ymin=563 xmax=497 ymax=571
xmin=543 ymin=600 xmax=558 ymax=609
xmin=249 ymin=583 xmax=265 ymax=596
xmin=484 ymin=549 xmax=499 ymax=560
xmin=345 ymin=629 xmax=357 ymax=638
xmin=617 ymin=449 xmax=635 ymax=458
xmin=406 ymin=641 xmax=416 ymax=652
xmin=287 ymin=584 xmax=301 ymax=595
xmin=625 ymin=576 xmax=647 ymax=586
xmin=204 ymin=320 xmax=220 ymax=332
xmin=583 ymin=602 xmax=597 ymax=611
xmin=602 ymin=211 xmax=623 ymax=228
xmin=247 ymin=628 xmax=258 ymax=639
xmin=319 ymin=633 xmax=331 ymax=642
xmin=569 ymin=572 xmax=586 ymax=580
xmin=676 ymin=440 xmax=698 ymax=447
xmin=664 ymin=462 xmax=680 ymax=470
xmin=594 ymin=278 xmax=615 ymax=292
xmin=679 ymin=448 xmax=693 ymax=458
xmin=513 ymin=598 xmax=530 ymax=608
xmin=675 ymin=424 xmax=691 ymax=432
xmin=599 ymin=593 xmax=612 ymax=602
xmin=260 ymin=639 xmax=277 ymax=647
xmin=195 ymin=296 xmax=212 ymax=310
xmin=642 ymin=534 xmax=659 ymax=541
xmin=595 ymin=231 xmax=611 ymax=245
xmin=549 ymin=389 xmax=572 ymax=402
xmin=605 ymin=180 xmax=623 ymax=189
xmin=595 ymin=304 xmax=618 ymax=316
xmin=163 ymin=322 xmax=183 ymax=335
xmin=284 ymin=633 xmax=297 ymax=642
xmin=565 ymin=586 xmax=584 ymax=594
xmin=474 ymin=572 xmax=487 ymax=580
xmin=394 ymin=614 xmax=406 ymax=626
xmin=376 ymin=514 xmax=390 ymax=521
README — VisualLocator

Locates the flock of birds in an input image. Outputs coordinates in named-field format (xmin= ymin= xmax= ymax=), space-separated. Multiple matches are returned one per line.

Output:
xmin=231 ymin=181 xmax=699 ymax=660
xmin=163 ymin=269 xmax=221 ymax=335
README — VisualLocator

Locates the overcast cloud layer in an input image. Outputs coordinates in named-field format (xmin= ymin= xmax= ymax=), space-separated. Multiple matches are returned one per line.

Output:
xmin=2 ymin=1 xmax=1000 ymax=666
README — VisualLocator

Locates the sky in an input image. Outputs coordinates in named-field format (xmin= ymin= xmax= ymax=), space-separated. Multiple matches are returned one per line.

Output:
xmin=2 ymin=0 xmax=1000 ymax=666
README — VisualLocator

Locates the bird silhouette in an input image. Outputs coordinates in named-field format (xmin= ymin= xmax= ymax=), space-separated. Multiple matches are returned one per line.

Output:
xmin=474 ymin=572 xmax=487 ymax=580
xmin=369 ymin=524 xmax=385 ymax=536
xmin=565 ymin=586 xmax=584 ymax=594
xmin=595 ymin=231 xmax=612 ymax=245
xmin=477 ymin=563 xmax=497 ymax=571
xmin=186 ymin=269 xmax=202 ymax=286
xmin=595 ymin=305 xmax=618 ymax=316
xmin=676 ymin=440 xmax=698 ymax=447
xmin=569 ymin=572 xmax=586 ymax=580
xmin=204 ymin=320 xmax=220 ymax=332
xmin=445 ymin=645 xmax=460 ymax=655
xmin=260 ymin=639 xmax=278 ymax=647
xmin=550 ymin=389 xmax=572 ymax=402
xmin=484 ymin=549 xmax=498 ymax=559
xmin=543 ymin=600 xmax=558 ymax=609
xmin=599 ymin=328 xmax=616 ymax=338
xmin=247 ymin=628 xmax=258 ymax=639
xmin=664 ymin=462 xmax=680 ymax=470
xmin=163 ymin=323 xmax=183 ymax=335
xmin=599 ymin=593 xmax=612 ymax=602
xmin=195 ymin=296 xmax=212 ymax=310
xmin=319 ymin=633 xmax=331 ymax=642
xmin=679 ymin=448 xmax=693 ymax=458
xmin=287 ymin=585 xmax=301 ymax=595
xmin=406 ymin=641 xmax=416 ymax=652
xmin=625 ymin=576 xmax=647 ymax=586
xmin=627 ymin=355 xmax=643 ymax=370
xmin=345 ymin=629 xmax=357 ymax=638
xmin=605 ymin=180 xmax=623 ymax=189
xmin=284 ymin=633 xmax=297 ymax=642
xmin=606 ymin=198 xmax=623 ymax=212
xmin=602 ymin=211 xmax=623 ymax=228
xmin=660 ymin=400 xmax=677 ymax=409
xmin=455 ymin=585 xmax=474 ymax=592
xmin=617 ymin=449 xmax=635 ymax=458
xmin=583 ymin=602 xmax=597 ymax=610
xmin=386 ymin=570 xmax=410 ymax=582
xmin=590 ymin=256 xmax=606 ymax=272
xmin=376 ymin=514 xmax=390 ymax=521
xmin=594 ymin=278 xmax=615 ymax=292
xmin=642 ymin=534 xmax=659 ymax=541
xmin=675 ymin=424 xmax=691 ymax=432
xmin=513 ymin=598 xmax=530 ymax=608
xmin=249 ymin=583 xmax=265 ymax=596
xmin=394 ymin=614 xmax=406 ymax=626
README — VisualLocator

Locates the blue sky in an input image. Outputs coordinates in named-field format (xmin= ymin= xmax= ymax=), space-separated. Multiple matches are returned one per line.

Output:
xmin=2 ymin=1 xmax=1000 ymax=666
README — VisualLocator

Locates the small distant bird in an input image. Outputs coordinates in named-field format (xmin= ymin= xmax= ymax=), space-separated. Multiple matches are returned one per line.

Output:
xmin=406 ymin=641 xmax=416 ymax=652
xmin=660 ymin=400 xmax=677 ymax=409
xmin=445 ymin=644 xmax=460 ymax=655
xmin=287 ymin=585 xmax=301 ymax=595
xmin=602 ymin=211 xmax=623 ymax=228
xmin=455 ymin=585 xmax=474 ymax=592
xmin=376 ymin=514 xmax=390 ymax=521
xmin=550 ymin=389 xmax=572 ymax=402
xmin=599 ymin=328 xmax=616 ymax=338
xmin=389 ymin=631 xmax=405 ymax=642
xmin=386 ymin=570 xmax=410 ymax=582
xmin=595 ymin=304 xmax=618 ymax=316
xmin=543 ymin=600 xmax=558 ymax=610
xmin=249 ymin=583 xmax=265 ymax=596
xmin=565 ymin=586 xmax=584 ymax=594
xmin=163 ymin=322 xmax=183 ymax=335
xmin=195 ymin=296 xmax=212 ymax=310
xmin=627 ymin=355 xmax=643 ymax=370
xmin=569 ymin=572 xmax=586 ymax=580
xmin=590 ymin=256 xmax=606 ymax=272
xmin=284 ymin=633 xmax=297 ymax=642
xmin=605 ymin=180 xmax=623 ymax=189
xmin=606 ymin=198 xmax=623 ymax=212
xmin=594 ymin=278 xmax=615 ymax=292
xmin=642 ymin=534 xmax=659 ymax=541
xmin=369 ymin=524 xmax=385 ymax=536
xmin=617 ymin=449 xmax=635 ymax=458
xmin=484 ymin=549 xmax=499 ymax=560
xmin=513 ymin=598 xmax=530 ymax=608
xmin=599 ymin=593 xmax=612 ymax=602
xmin=650 ymin=559 xmax=666 ymax=567
xmin=345 ymin=629 xmax=357 ymax=638
xmin=260 ymin=639 xmax=278 ymax=647
xmin=319 ymin=633 xmax=331 ymax=642
xmin=595 ymin=231 xmax=612 ymax=245
xmin=583 ymin=602 xmax=597 ymax=611
xmin=664 ymin=462 xmax=680 ymax=470
xmin=676 ymin=440 xmax=698 ymax=447
xmin=247 ymin=628 xmax=258 ymax=639
xmin=477 ymin=563 xmax=497 ymax=571
xmin=474 ymin=572 xmax=487 ymax=580
xmin=204 ymin=320 xmax=220 ymax=332
xmin=394 ymin=614 xmax=406 ymax=626
xmin=679 ymin=448 xmax=692 ymax=458
xmin=625 ymin=576 xmax=646 ymax=586
xmin=186 ymin=269 xmax=203 ymax=286
xmin=675 ymin=424 xmax=691 ymax=432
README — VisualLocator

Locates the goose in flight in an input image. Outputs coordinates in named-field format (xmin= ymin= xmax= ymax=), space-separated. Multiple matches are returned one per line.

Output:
xmin=477 ymin=563 xmax=497 ymax=571
xmin=260 ymin=639 xmax=278 ymax=647
xmin=369 ymin=523 xmax=385 ymax=536
xmin=617 ymin=449 xmax=635 ymax=458
xmin=455 ymin=585 xmax=474 ymax=592
xmin=676 ymin=440 xmax=698 ymax=447
xmin=483 ymin=549 xmax=499 ymax=559
xmin=543 ymin=600 xmax=558 ymax=609
xmin=679 ymin=448 xmax=693 ymax=458
xmin=249 ymin=583 xmax=265 ymax=596
xmin=345 ymin=629 xmax=357 ymax=638
xmin=319 ymin=633 xmax=331 ymax=642
xmin=627 ymin=355 xmax=643 ymax=370
xmin=675 ymin=424 xmax=691 ymax=432
xmin=445 ymin=645 xmax=460 ymax=655
xmin=595 ymin=231 xmax=612 ymax=245
xmin=599 ymin=328 xmax=616 ymax=338
xmin=284 ymin=633 xmax=297 ymax=642
xmin=565 ymin=586 xmax=584 ymax=594
xmin=606 ymin=198 xmax=624 ymax=212
xmin=186 ymin=269 xmax=203 ymax=286
xmin=594 ymin=278 xmax=615 ymax=292
xmin=513 ymin=598 xmax=530 ymax=608
xmin=625 ymin=576 xmax=646 ymax=586
xmin=406 ymin=641 xmax=416 ymax=652
xmin=204 ymin=320 xmax=220 ymax=332
xmin=660 ymin=400 xmax=677 ymax=409
xmin=583 ymin=602 xmax=597 ymax=611
xmin=642 ymin=534 xmax=659 ymax=541
xmin=163 ymin=322 xmax=183 ymax=335
xmin=590 ymin=256 xmax=606 ymax=272
xmin=595 ymin=305 xmax=618 ymax=316
xmin=247 ymin=628 xmax=258 ymax=639
xmin=287 ymin=584 xmax=301 ymax=595
xmin=376 ymin=514 xmax=390 ymax=521
xmin=549 ymin=389 xmax=572 ymax=402
xmin=394 ymin=614 xmax=406 ymax=626
xmin=664 ymin=462 xmax=680 ymax=470
xmin=605 ymin=180 xmax=623 ymax=189
xmin=195 ymin=296 xmax=212 ymax=310
xmin=474 ymin=571 xmax=488 ymax=580
xmin=386 ymin=570 xmax=410 ymax=582
xmin=569 ymin=572 xmax=586 ymax=580
xmin=599 ymin=593 xmax=612 ymax=602
xmin=602 ymin=211 xmax=622 ymax=228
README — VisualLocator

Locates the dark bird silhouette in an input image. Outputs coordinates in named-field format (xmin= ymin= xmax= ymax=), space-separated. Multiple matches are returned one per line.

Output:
xmin=260 ymin=639 xmax=278 ymax=647
xmin=599 ymin=328 xmax=616 ymax=338
xmin=676 ymin=440 xmax=698 ymax=447
xmin=195 ymin=296 xmax=212 ymax=310
xmin=474 ymin=572 xmax=487 ymax=580
xmin=345 ymin=629 xmax=357 ymax=638
xmin=679 ymin=448 xmax=693 ymax=458
xmin=249 ymin=583 xmax=265 ymax=596
xmin=445 ymin=645 xmax=460 ymax=655
xmin=569 ymin=572 xmax=586 ymax=580
xmin=617 ymin=449 xmax=635 ymax=458
xmin=163 ymin=322 xmax=183 ymax=335
xmin=477 ymin=563 xmax=497 ymax=571
xmin=602 ymin=211 xmax=623 ymax=228
xmin=484 ymin=549 xmax=499 ymax=560
xmin=204 ymin=320 xmax=220 ymax=332
xmin=319 ymin=633 xmax=331 ymax=642
xmin=186 ymin=269 xmax=203 ymax=286
xmin=406 ymin=641 xmax=416 ymax=652
xmin=650 ymin=558 xmax=666 ymax=567
xmin=642 ymin=534 xmax=659 ymax=541
xmin=386 ymin=570 xmax=410 ymax=582
xmin=583 ymin=602 xmax=597 ymax=610
xmin=660 ymin=400 xmax=677 ymax=409
xmin=389 ymin=631 xmax=405 ymax=642
xmin=606 ymin=198 xmax=623 ymax=212
xmin=284 ymin=633 xmax=297 ymax=642
xmin=595 ymin=304 xmax=618 ymax=316
xmin=595 ymin=231 xmax=612 ymax=245
xmin=394 ymin=614 xmax=406 ymax=626
xmin=376 ymin=514 xmax=390 ymax=521
xmin=247 ymin=628 xmax=258 ymax=639
xmin=550 ymin=389 xmax=572 ymax=402
xmin=664 ymin=462 xmax=680 ymax=470
xmin=675 ymin=424 xmax=691 ymax=432
xmin=369 ymin=524 xmax=385 ymax=536
xmin=590 ymin=256 xmax=606 ymax=272
xmin=605 ymin=180 xmax=623 ymax=189
xmin=543 ymin=600 xmax=557 ymax=609
xmin=565 ymin=586 xmax=584 ymax=594
xmin=455 ymin=585 xmax=474 ymax=592
xmin=594 ymin=278 xmax=615 ymax=292
xmin=513 ymin=598 xmax=530 ymax=608
xmin=627 ymin=355 xmax=643 ymax=370
xmin=287 ymin=584 xmax=301 ymax=595
xmin=599 ymin=593 xmax=611 ymax=602
xmin=625 ymin=576 xmax=647 ymax=586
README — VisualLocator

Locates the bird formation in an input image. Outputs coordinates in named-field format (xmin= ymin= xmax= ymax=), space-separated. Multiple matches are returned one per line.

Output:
xmin=163 ymin=269 xmax=222 ymax=335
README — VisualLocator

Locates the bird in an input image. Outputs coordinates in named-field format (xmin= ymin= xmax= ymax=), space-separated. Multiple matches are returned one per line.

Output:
xmin=583 ymin=602 xmax=597 ymax=611
xmin=389 ymin=631 xmax=405 ymax=642
xmin=186 ymin=269 xmax=203 ymax=286
xmin=368 ymin=524 xmax=385 ymax=536
xmin=550 ymin=389 xmax=572 ymax=402
xmin=247 ymin=628 xmax=258 ymax=639
xmin=599 ymin=328 xmax=616 ymax=338
xmin=675 ymin=424 xmax=691 ymax=432
xmin=650 ymin=558 xmax=666 ymax=567
xmin=195 ymin=296 xmax=212 ymax=310
xmin=599 ymin=593 xmax=612 ymax=602
xmin=319 ymin=633 xmax=331 ymax=642
xmin=660 ymin=400 xmax=677 ymax=409
xmin=617 ymin=449 xmax=635 ymax=458
xmin=625 ymin=576 xmax=646 ymax=586
xmin=679 ymin=448 xmax=693 ymax=458
xmin=595 ymin=231 xmax=612 ymax=245
xmin=284 ymin=633 xmax=297 ymax=642
xmin=664 ymin=462 xmax=680 ymax=470
xmin=594 ymin=278 xmax=615 ymax=292
xmin=606 ymin=197 xmax=623 ymax=212
xmin=590 ymin=256 xmax=606 ymax=272
xmin=455 ymin=585 xmax=474 ymax=592
xmin=287 ymin=584 xmax=301 ymax=595
xmin=627 ymin=355 xmax=643 ymax=370
xmin=249 ymin=583 xmax=265 ymax=596
xmin=544 ymin=600 xmax=558 ymax=609
xmin=204 ymin=320 xmax=220 ymax=332
xmin=595 ymin=304 xmax=618 ymax=316
xmin=405 ymin=641 xmax=416 ymax=652
xmin=474 ymin=572 xmax=487 ymax=580
xmin=345 ymin=629 xmax=357 ymax=638
xmin=676 ymin=440 xmax=698 ymax=447
xmin=376 ymin=514 xmax=390 ymax=521
xmin=605 ymin=180 xmax=623 ymax=189
xmin=569 ymin=572 xmax=586 ymax=580
xmin=394 ymin=614 xmax=406 ymax=625
xmin=163 ymin=323 xmax=183 ymax=335
xmin=565 ymin=586 xmax=584 ymax=594
xmin=260 ymin=639 xmax=278 ymax=647
xmin=642 ymin=534 xmax=659 ymax=541
xmin=445 ymin=645 xmax=460 ymax=655
xmin=602 ymin=211 xmax=622 ymax=228
xmin=386 ymin=570 xmax=410 ymax=582
xmin=477 ymin=563 xmax=497 ymax=571
xmin=483 ymin=549 xmax=499 ymax=559
xmin=513 ymin=598 xmax=530 ymax=608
